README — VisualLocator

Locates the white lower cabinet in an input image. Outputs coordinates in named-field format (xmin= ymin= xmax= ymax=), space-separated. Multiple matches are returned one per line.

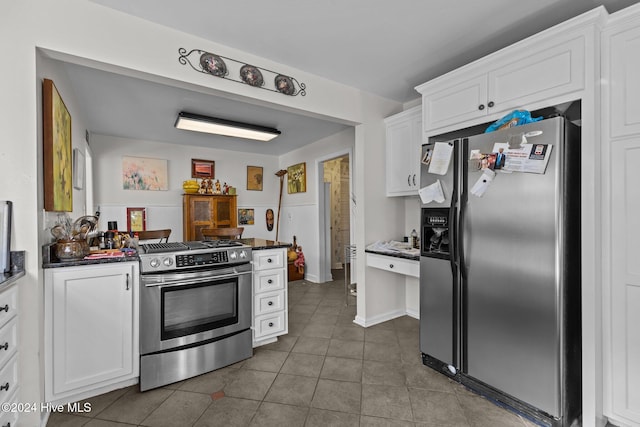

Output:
xmin=252 ymin=248 xmax=288 ymax=346
xmin=0 ymin=283 xmax=19 ymax=427
xmin=44 ymin=262 xmax=139 ymax=404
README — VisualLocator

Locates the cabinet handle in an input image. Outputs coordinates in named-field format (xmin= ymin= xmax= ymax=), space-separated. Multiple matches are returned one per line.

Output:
xmin=389 ymin=264 xmax=394 ymax=268
xmin=267 ymin=279 xmax=273 ymax=284
xmin=487 ymin=101 xmax=495 ymax=108
xmin=0 ymin=382 xmax=9 ymax=391
xmin=407 ymin=175 xmax=411 ymax=186
xmin=0 ymin=305 xmax=8 ymax=313
xmin=413 ymin=174 xmax=416 ymax=186
xmin=478 ymin=104 xmax=485 ymax=111
xmin=268 ymin=301 xmax=274 ymax=306
xmin=126 ymin=273 xmax=130 ymax=291
xmin=0 ymin=342 xmax=7 ymax=351
xmin=268 ymin=322 xmax=274 ymax=327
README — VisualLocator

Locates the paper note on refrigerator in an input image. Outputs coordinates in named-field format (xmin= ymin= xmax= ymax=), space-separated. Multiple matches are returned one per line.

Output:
xmin=470 ymin=169 xmax=496 ymax=197
xmin=428 ymin=142 xmax=453 ymax=175
xmin=419 ymin=180 xmax=445 ymax=204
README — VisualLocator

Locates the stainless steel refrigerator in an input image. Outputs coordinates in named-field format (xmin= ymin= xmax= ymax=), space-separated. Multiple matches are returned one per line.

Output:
xmin=419 ymin=116 xmax=581 ymax=427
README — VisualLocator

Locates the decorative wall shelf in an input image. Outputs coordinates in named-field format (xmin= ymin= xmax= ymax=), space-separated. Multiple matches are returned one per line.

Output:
xmin=179 ymin=48 xmax=307 ymax=97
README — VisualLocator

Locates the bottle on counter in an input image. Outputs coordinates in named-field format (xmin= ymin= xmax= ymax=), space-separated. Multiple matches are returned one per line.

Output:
xmin=410 ymin=229 xmax=418 ymax=249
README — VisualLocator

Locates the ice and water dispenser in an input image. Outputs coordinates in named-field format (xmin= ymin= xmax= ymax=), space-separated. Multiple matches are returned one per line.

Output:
xmin=421 ymin=208 xmax=450 ymax=259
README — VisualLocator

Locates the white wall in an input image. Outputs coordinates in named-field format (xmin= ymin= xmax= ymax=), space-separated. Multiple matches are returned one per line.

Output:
xmin=90 ymin=134 xmax=280 ymax=241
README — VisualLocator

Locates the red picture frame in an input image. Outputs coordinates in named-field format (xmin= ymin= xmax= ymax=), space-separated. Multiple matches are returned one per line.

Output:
xmin=127 ymin=207 xmax=147 ymax=232
xmin=191 ymin=158 xmax=215 ymax=179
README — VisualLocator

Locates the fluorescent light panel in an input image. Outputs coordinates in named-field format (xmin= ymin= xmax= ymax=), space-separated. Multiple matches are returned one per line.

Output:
xmin=175 ymin=112 xmax=281 ymax=142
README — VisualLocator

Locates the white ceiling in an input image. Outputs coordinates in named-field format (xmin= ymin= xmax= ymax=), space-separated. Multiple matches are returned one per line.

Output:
xmin=75 ymin=0 xmax=637 ymax=153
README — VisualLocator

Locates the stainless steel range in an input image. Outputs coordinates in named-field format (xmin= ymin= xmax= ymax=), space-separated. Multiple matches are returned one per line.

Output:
xmin=138 ymin=240 xmax=252 ymax=391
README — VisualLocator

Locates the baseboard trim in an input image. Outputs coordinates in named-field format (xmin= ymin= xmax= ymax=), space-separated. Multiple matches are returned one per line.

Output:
xmin=353 ymin=309 xmax=406 ymax=327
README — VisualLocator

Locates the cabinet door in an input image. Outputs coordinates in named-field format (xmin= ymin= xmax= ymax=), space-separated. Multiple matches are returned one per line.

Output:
xmin=213 ymin=197 xmax=237 ymax=228
xmin=47 ymin=263 xmax=137 ymax=399
xmin=421 ymin=75 xmax=487 ymax=131
xmin=609 ymin=25 xmax=640 ymax=138
xmin=610 ymin=139 xmax=640 ymax=424
xmin=385 ymin=107 xmax=422 ymax=196
xmin=488 ymin=36 xmax=585 ymax=115
xmin=188 ymin=196 xmax=214 ymax=240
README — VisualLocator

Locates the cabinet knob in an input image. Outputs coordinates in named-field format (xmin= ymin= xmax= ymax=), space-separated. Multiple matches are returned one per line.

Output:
xmin=268 ymin=301 xmax=274 ymax=306
xmin=390 ymin=264 xmax=394 ymax=268
xmin=487 ymin=101 xmax=495 ymax=108
xmin=268 ymin=322 xmax=274 ymax=327
xmin=267 ymin=279 xmax=273 ymax=284
xmin=478 ymin=104 xmax=485 ymax=111
xmin=0 ymin=382 xmax=9 ymax=392
xmin=0 ymin=342 xmax=7 ymax=351
xmin=267 ymin=258 xmax=272 ymax=263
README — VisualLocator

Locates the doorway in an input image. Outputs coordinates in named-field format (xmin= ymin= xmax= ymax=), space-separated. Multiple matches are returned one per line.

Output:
xmin=320 ymin=154 xmax=351 ymax=282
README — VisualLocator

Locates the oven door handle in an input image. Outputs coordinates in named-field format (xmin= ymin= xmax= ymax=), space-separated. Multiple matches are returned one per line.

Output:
xmin=142 ymin=269 xmax=252 ymax=288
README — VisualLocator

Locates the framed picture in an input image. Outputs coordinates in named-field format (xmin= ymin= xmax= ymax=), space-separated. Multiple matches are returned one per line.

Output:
xmin=192 ymin=158 xmax=215 ymax=179
xmin=73 ymin=148 xmax=85 ymax=190
xmin=122 ymin=156 xmax=168 ymax=190
xmin=127 ymin=207 xmax=147 ymax=232
xmin=43 ymin=79 xmax=73 ymax=211
xmin=287 ymin=162 xmax=306 ymax=194
xmin=238 ymin=208 xmax=255 ymax=225
xmin=246 ymin=166 xmax=263 ymax=191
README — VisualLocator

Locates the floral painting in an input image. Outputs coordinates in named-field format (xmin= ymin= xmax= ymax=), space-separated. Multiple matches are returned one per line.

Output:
xmin=122 ymin=156 xmax=168 ymax=191
xmin=287 ymin=162 xmax=306 ymax=194
xmin=43 ymin=79 xmax=72 ymax=211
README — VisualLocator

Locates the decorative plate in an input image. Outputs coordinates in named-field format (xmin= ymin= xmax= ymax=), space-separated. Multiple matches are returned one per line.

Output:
xmin=240 ymin=65 xmax=264 ymax=87
xmin=199 ymin=53 xmax=228 ymax=77
xmin=275 ymin=74 xmax=295 ymax=96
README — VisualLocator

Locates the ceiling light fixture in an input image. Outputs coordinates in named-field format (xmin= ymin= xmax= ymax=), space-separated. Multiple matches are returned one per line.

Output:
xmin=175 ymin=112 xmax=281 ymax=142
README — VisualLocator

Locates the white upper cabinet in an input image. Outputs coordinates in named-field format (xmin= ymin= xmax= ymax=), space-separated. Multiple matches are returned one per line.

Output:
xmin=417 ymin=13 xmax=597 ymax=134
xmin=607 ymin=16 xmax=640 ymax=138
xmin=385 ymin=105 xmax=422 ymax=197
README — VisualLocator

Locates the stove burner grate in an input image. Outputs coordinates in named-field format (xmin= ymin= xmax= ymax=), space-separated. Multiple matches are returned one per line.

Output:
xmin=143 ymin=242 xmax=189 ymax=254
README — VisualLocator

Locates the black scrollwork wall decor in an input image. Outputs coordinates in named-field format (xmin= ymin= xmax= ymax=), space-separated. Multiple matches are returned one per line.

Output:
xmin=179 ymin=48 xmax=307 ymax=96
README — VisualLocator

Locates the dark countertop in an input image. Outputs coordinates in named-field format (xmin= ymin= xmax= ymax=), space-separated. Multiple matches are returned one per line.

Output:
xmin=240 ymin=238 xmax=292 ymax=250
xmin=365 ymin=249 xmax=419 ymax=261
xmin=0 ymin=251 xmax=26 ymax=291
xmin=43 ymin=254 xmax=140 ymax=269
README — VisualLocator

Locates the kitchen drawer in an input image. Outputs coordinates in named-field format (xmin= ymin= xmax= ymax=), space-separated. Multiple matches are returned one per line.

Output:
xmin=254 ymin=290 xmax=285 ymax=316
xmin=254 ymin=270 xmax=285 ymax=293
xmin=0 ymin=354 xmax=17 ymax=402
xmin=253 ymin=250 xmax=285 ymax=271
xmin=253 ymin=311 xmax=287 ymax=339
xmin=366 ymin=253 xmax=419 ymax=278
xmin=0 ymin=387 xmax=19 ymax=427
xmin=0 ymin=286 xmax=17 ymax=329
xmin=0 ymin=318 xmax=17 ymax=369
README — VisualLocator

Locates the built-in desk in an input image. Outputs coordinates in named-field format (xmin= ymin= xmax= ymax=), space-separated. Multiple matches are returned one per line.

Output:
xmin=365 ymin=249 xmax=419 ymax=278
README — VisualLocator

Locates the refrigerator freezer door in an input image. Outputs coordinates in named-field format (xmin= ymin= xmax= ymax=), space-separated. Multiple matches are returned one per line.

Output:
xmin=420 ymin=256 xmax=456 ymax=367
xmin=462 ymin=118 xmax=564 ymax=417
xmin=420 ymin=142 xmax=455 ymax=208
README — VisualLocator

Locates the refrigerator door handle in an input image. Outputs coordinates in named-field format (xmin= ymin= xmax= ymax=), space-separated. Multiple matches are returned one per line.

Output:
xmin=459 ymin=138 xmax=468 ymax=281
xmin=449 ymin=139 xmax=459 ymax=278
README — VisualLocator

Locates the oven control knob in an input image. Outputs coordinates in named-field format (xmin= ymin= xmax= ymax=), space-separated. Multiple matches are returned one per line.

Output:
xmin=229 ymin=251 xmax=238 ymax=260
xmin=163 ymin=258 xmax=174 ymax=267
xmin=150 ymin=258 xmax=160 ymax=268
xmin=239 ymin=250 xmax=248 ymax=259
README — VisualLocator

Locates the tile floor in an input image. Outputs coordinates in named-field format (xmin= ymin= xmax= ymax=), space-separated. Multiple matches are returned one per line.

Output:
xmin=47 ymin=273 xmax=538 ymax=427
